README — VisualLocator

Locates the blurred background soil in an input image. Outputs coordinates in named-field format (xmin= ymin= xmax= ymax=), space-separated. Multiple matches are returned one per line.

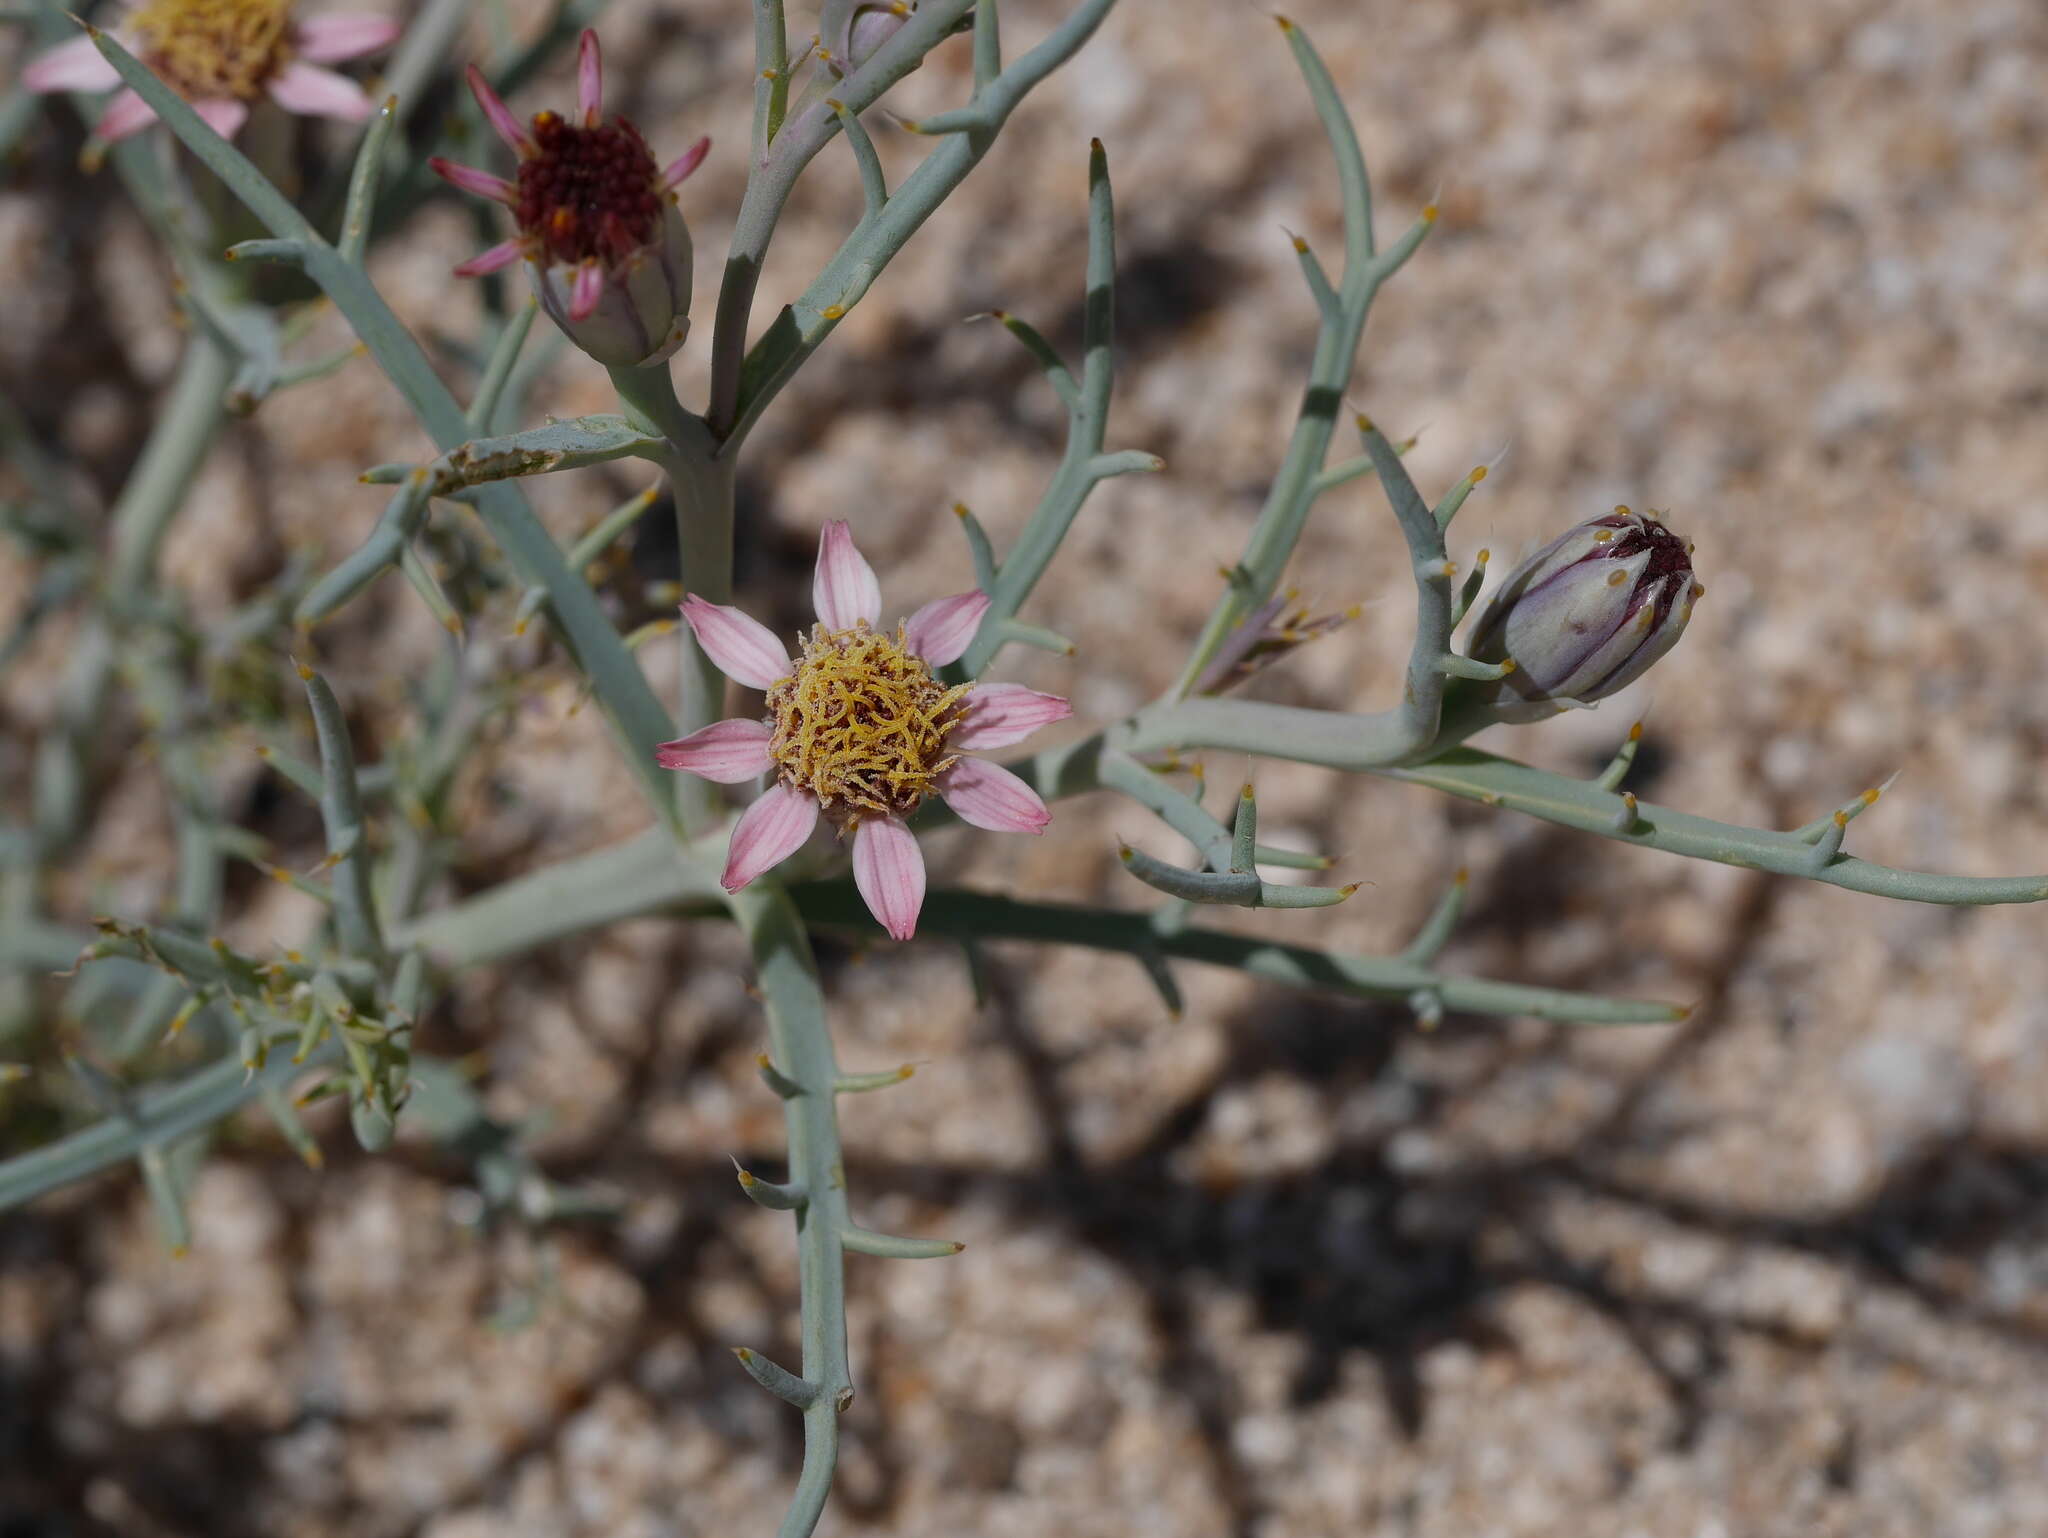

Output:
xmin=4 ymin=0 xmax=2048 ymax=1533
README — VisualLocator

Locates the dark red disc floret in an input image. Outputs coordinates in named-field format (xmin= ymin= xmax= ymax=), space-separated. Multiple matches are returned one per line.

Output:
xmin=514 ymin=110 xmax=663 ymax=268
xmin=1593 ymin=516 xmax=1692 ymax=629
xmin=1603 ymin=520 xmax=1691 ymax=584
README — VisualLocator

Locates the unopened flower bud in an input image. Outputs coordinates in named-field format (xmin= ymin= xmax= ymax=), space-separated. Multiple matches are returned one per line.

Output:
xmin=527 ymin=196 xmax=694 ymax=369
xmin=1466 ymin=507 xmax=1698 ymax=721
xmin=432 ymin=32 xmax=709 ymax=369
xmin=821 ymin=0 xmax=913 ymax=75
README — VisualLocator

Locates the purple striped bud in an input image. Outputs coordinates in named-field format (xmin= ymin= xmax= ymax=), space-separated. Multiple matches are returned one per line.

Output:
xmin=1466 ymin=508 xmax=1699 ymax=721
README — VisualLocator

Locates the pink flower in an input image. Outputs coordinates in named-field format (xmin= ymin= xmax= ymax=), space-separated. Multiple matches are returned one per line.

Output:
xmin=658 ymin=522 xmax=1072 ymax=941
xmin=429 ymin=30 xmax=709 ymax=368
xmin=23 ymin=0 xmax=399 ymax=146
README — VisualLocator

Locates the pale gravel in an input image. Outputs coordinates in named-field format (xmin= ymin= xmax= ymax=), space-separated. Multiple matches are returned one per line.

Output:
xmin=4 ymin=0 xmax=2048 ymax=1534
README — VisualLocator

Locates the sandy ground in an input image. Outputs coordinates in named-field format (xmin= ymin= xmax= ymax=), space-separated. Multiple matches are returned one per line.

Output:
xmin=4 ymin=0 xmax=2048 ymax=1534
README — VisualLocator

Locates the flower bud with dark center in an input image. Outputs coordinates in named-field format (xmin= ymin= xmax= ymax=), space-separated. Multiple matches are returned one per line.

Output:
xmin=1466 ymin=507 xmax=1700 ymax=721
xmin=517 ymin=109 xmax=693 ymax=368
xmin=434 ymin=33 xmax=708 ymax=370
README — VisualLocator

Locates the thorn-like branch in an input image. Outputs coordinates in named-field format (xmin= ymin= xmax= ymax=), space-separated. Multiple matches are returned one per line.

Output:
xmin=1595 ymin=719 xmax=1646 ymax=792
xmin=1400 ymin=867 xmax=1469 ymax=964
xmin=971 ymin=0 xmax=1001 ymax=87
xmin=953 ymin=501 xmax=998 ymax=591
xmin=294 ymin=470 xmax=434 ymax=628
xmin=826 ymin=97 xmax=888 ymax=216
xmin=977 ymin=310 xmax=1079 ymax=409
xmin=999 ymin=619 xmax=1076 ymax=656
xmin=1100 ymin=750 xmax=1332 ymax=875
xmin=1450 ymin=548 xmax=1489 ymax=629
xmin=1120 ymin=839 xmax=1260 ymax=905
xmin=1290 ymin=231 xmax=1340 ymax=319
xmin=467 ymin=299 xmax=540 ymax=433
xmin=398 ymin=545 xmax=461 ymax=638
xmin=1136 ymin=947 xmax=1183 ymax=1018
xmin=735 ymin=1160 xmax=809 ymax=1210
xmin=834 ymin=1064 xmax=916 ymax=1094
xmin=756 ymin=1051 xmax=804 ymax=1099
xmin=733 ymin=1346 xmax=820 ymax=1408
xmin=1793 ymin=772 xmax=1900 ymax=843
xmin=223 ymin=238 xmax=308 ymax=267
xmin=1308 ymin=431 xmax=1414 ymax=498
xmin=339 ymin=94 xmax=399 ymax=265
xmin=258 ymin=1085 xmax=324 ymax=1169
xmin=1260 ymin=879 xmax=1362 ymax=909
xmin=1612 ymin=790 xmax=1640 ymax=834
xmin=1796 ymin=775 xmax=1905 ymax=871
xmin=1086 ymin=449 xmax=1164 ymax=480
xmin=901 ymin=103 xmax=991 ymax=136
xmin=1118 ymin=840 xmax=1355 ymax=909
xmin=1276 ymin=14 xmax=1373 ymax=261
xmin=1230 ymin=782 xmax=1258 ymax=873
xmin=1432 ymin=463 xmax=1487 ymax=532
xmin=955 ymin=132 xmax=1122 ymax=677
xmin=138 ymin=1142 xmax=191 ymax=1257
xmin=840 ymin=1225 xmax=965 ymax=1259
xmin=300 ymin=667 xmax=384 ymax=963
xmin=252 ymin=741 xmax=326 ymax=799
xmin=749 ymin=0 xmax=789 ymax=158
xmin=1440 ymin=653 xmax=1514 ymax=682
xmin=514 ymin=481 xmax=662 ymax=635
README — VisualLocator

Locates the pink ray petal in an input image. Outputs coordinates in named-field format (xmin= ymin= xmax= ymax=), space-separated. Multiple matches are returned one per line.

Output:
xmin=576 ymin=27 xmax=603 ymax=126
xmin=568 ymin=260 xmax=604 ymax=321
xmin=429 ymin=155 xmax=517 ymax=204
xmin=680 ymin=596 xmax=793 ymax=691
xmin=661 ymin=136 xmax=711 ymax=189
xmin=93 ymin=88 xmax=158 ymax=143
xmin=936 ymin=756 xmax=1051 ymax=835
xmin=23 ymin=34 xmax=122 ymax=93
xmin=268 ymin=61 xmax=373 ymax=121
xmin=294 ymin=12 xmax=402 ymax=63
xmin=192 ymin=97 xmax=249 ymax=139
xmin=948 ymin=682 xmax=1073 ymax=752
xmin=452 ymin=239 xmax=525 ymax=277
xmin=812 ymin=520 xmax=882 ymax=631
xmin=852 ymin=816 xmax=926 ymax=940
xmin=902 ymin=590 xmax=990 ymax=666
xmin=721 ymin=783 xmax=819 ymax=892
xmin=655 ymin=717 xmax=776 ymax=782
xmin=465 ymin=62 xmax=533 ymax=155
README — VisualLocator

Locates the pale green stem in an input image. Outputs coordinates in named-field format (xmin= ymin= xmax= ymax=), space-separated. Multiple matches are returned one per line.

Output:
xmin=606 ymin=366 xmax=735 ymax=831
xmin=707 ymin=0 xmax=980 ymax=436
xmin=727 ymin=882 xmax=855 ymax=1538
xmin=106 ymin=336 xmax=237 ymax=606
xmin=787 ymin=883 xmax=1683 ymax=1025
xmin=1170 ymin=19 xmax=1426 ymax=698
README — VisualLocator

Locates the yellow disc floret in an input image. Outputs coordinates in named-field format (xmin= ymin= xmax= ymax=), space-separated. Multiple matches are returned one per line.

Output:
xmin=130 ymin=0 xmax=293 ymax=100
xmin=766 ymin=622 xmax=970 ymax=824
